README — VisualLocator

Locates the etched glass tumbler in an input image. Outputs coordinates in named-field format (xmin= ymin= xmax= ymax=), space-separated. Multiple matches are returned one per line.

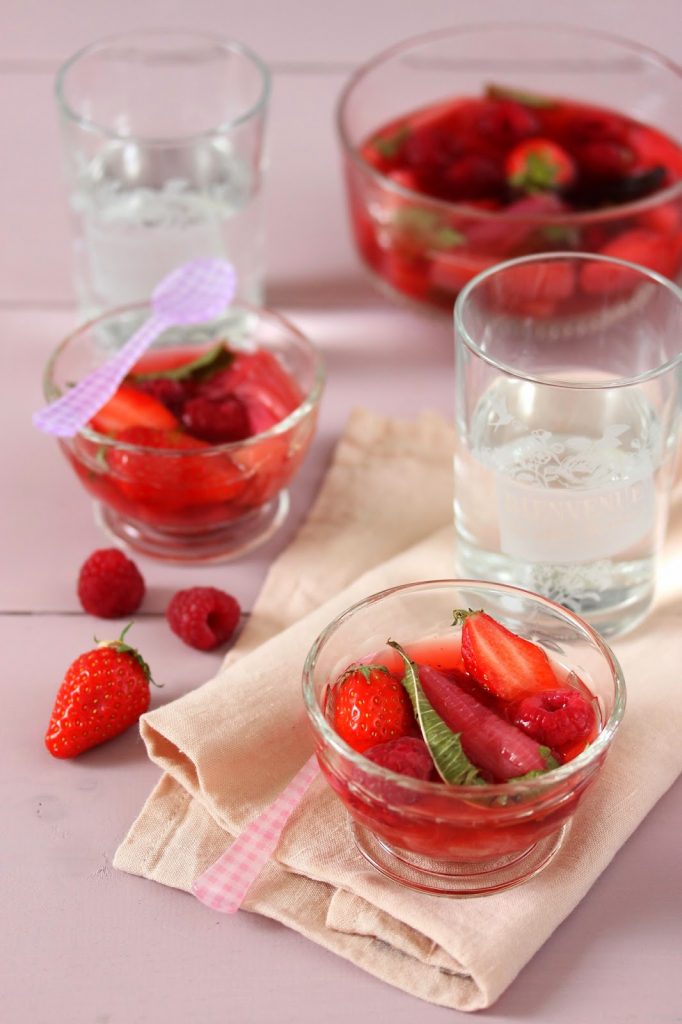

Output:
xmin=454 ymin=252 xmax=682 ymax=637
xmin=55 ymin=31 xmax=270 ymax=316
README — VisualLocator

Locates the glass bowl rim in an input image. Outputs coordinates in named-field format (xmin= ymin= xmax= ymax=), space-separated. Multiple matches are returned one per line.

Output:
xmin=302 ymin=577 xmax=627 ymax=798
xmin=336 ymin=21 xmax=682 ymax=223
xmin=42 ymin=299 xmax=326 ymax=453
xmin=454 ymin=250 xmax=682 ymax=388
xmin=55 ymin=28 xmax=271 ymax=145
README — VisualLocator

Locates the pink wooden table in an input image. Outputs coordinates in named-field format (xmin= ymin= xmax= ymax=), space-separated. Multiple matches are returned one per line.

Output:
xmin=3 ymin=3 xmax=680 ymax=1021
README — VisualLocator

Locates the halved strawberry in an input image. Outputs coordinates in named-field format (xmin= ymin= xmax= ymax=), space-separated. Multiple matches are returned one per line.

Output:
xmin=108 ymin=426 xmax=245 ymax=508
xmin=492 ymin=258 xmax=575 ymax=310
xmin=457 ymin=610 xmax=560 ymax=702
xmin=428 ymin=250 xmax=495 ymax=294
xmin=90 ymin=384 xmax=180 ymax=435
xmin=580 ymin=229 xmax=678 ymax=294
xmin=506 ymin=138 xmax=576 ymax=192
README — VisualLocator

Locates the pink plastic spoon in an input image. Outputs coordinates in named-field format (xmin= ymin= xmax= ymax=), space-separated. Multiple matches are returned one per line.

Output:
xmin=33 ymin=257 xmax=236 ymax=438
xmin=192 ymin=755 xmax=319 ymax=913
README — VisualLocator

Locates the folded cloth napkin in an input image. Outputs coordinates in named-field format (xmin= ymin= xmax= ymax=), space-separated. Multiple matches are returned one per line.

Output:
xmin=114 ymin=408 xmax=682 ymax=1012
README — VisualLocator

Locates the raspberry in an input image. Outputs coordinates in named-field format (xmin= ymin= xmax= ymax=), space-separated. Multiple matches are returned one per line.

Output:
xmin=181 ymin=395 xmax=250 ymax=443
xmin=511 ymin=688 xmax=595 ymax=749
xmin=442 ymin=154 xmax=505 ymax=201
xmin=77 ymin=548 xmax=145 ymax=618
xmin=132 ymin=377 xmax=186 ymax=416
xmin=365 ymin=736 xmax=436 ymax=780
xmin=166 ymin=587 xmax=241 ymax=651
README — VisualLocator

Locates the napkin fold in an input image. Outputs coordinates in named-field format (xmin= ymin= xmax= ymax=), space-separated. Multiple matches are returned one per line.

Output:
xmin=114 ymin=408 xmax=682 ymax=1012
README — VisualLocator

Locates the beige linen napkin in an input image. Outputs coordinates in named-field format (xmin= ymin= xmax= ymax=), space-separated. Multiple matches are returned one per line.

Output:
xmin=114 ymin=408 xmax=682 ymax=1012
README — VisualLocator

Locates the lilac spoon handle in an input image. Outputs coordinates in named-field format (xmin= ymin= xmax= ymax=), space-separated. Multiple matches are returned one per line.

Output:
xmin=192 ymin=756 xmax=320 ymax=913
xmin=33 ymin=314 xmax=168 ymax=437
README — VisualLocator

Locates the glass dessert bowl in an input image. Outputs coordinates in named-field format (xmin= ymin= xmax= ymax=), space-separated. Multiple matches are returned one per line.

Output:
xmin=43 ymin=303 xmax=325 ymax=562
xmin=337 ymin=24 xmax=682 ymax=310
xmin=303 ymin=579 xmax=625 ymax=897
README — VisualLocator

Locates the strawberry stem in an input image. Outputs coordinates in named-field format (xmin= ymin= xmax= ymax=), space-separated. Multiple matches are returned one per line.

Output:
xmin=95 ymin=624 xmax=160 ymax=687
xmin=451 ymin=608 xmax=481 ymax=627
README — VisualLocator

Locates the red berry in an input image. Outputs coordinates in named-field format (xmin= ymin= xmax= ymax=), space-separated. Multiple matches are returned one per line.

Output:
xmin=458 ymin=610 xmax=560 ymax=702
xmin=181 ymin=395 xmax=251 ymax=443
xmin=441 ymin=154 xmax=505 ymax=201
xmin=330 ymin=664 xmax=416 ymax=754
xmin=506 ymin=138 xmax=576 ymax=192
xmin=492 ymin=258 xmax=576 ymax=310
xmin=365 ymin=736 xmax=436 ymax=780
xmin=478 ymin=98 xmax=540 ymax=146
xmin=512 ymin=687 xmax=595 ymax=749
xmin=90 ymin=384 xmax=180 ymax=435
xmin=166 ymin=587 xmax=241 ymax=651
xmin=132 ymin=377 xmax=187 ymax=416
xmin=77 ymin=548 xmax=145 ymax=619
xmin=108 ymin=426 xmax=246 ymax=507
xmin=45 ymin=629 xmax=152 ymax=758
xmin=576 ymin=140 xmax=635 ymax=180
xmin=580 ymin=229 xmax=677 ymax=294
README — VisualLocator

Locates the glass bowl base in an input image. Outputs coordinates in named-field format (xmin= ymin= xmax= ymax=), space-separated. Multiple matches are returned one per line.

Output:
xmin=351 ymin=820 xmax=569 ymax=897
xmin=94 ymin=491 xmax=289 ymax=564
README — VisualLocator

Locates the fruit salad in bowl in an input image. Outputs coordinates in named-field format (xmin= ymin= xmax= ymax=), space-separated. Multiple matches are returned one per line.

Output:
xmin=303 ymin=580 xmax=625 ymax=896
xmin=43 ymin=304 xmax=324 ymax=561
xmin=338 ymin=25 xmax=682 ymax=309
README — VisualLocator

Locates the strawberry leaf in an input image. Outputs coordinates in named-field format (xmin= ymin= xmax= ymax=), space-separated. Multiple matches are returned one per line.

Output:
xmin=388 ymin=640 xmax=484 ymax=786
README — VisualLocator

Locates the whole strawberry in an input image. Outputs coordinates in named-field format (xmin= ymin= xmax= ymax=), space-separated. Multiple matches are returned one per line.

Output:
xmin=45 ymin=627 xmax=152 ymax=759
xmin=330 ymin=664 xmax=416 ymax=754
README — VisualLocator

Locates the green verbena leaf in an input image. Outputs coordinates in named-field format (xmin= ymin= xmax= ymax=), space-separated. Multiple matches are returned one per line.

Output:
xmin=485 ymin=82 xmax=557 ymax=109
xmin=374 ymin=125 xmax=410 ymax=158
xmin=130 ymin=342 xmax=234 ymax=382
xmin=388 ymin=640 xmax=484 ymax=786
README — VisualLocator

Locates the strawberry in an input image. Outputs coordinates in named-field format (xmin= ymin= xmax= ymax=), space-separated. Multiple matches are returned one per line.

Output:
xmin=580 ymin=229 xmax=678 ymax=295
xmin=44 ymin=627 xmax=152 ymax=758
xmin=329 ymin=664 xmax=416 ymax=754
xmin=90 ymin=384 xmax=180 ymax=435
xmin=506 ymin=138 xmax=576 ymax=193
xmin=108 ymin=426 xmax=246 ymax=508
xmin=456 ymin=610 xmax=559 ymax=702
xmin=429 ymin=250 xmax=495 ymax=294
xmin=418 ymin=664 xmax=553 ymax=780
xmin=491 ymin=258 xmax=575 ymax=311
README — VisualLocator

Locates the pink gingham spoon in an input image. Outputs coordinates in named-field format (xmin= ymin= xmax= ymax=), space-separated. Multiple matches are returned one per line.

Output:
xmin=33 ymin=257 xmax=237 ymax=438
xmin=192 ymin=755 xmax=320 ymax=913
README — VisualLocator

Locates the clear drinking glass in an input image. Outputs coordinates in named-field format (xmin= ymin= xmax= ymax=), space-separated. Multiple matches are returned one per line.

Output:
xmin=454 ymin=252 xmax=682 ymax=637
xmin=55 ymin=31 xmax=270 ymax=316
